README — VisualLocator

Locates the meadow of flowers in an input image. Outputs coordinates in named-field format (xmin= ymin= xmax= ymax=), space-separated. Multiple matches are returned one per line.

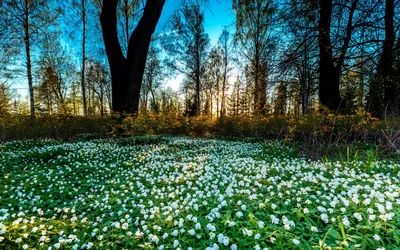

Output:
xmin=0 ymin=136 xmax=399 ymax=249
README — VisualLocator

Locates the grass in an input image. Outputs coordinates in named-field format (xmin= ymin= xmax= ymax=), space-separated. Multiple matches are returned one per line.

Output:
xmin=0 ymin=136 xmax=399 ymax=249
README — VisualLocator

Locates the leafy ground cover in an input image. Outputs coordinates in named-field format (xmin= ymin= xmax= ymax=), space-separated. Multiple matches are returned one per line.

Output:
xmin=0 ymin=136 xmax=399 ymax=249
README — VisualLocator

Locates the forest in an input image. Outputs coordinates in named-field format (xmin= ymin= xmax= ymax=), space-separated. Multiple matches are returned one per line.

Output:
xmin=1 ymin=0 xmax=399 ymax=119
xmin=1 ymin=0 xmax=400 ymax=249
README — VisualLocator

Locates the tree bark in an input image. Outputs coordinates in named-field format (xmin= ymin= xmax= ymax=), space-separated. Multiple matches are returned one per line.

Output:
xmin=100 ymin=0 xmax=165 ymax=114
xmin=318 ymin=0 xmax=358 ymax=112
xmin=81 ymin=0 xmax=88 ymax=116
xmin=23 ymin=1 xmax=35 ymax=119
xmin=318 ymin=0 xmax=341 ymax=111
xmin=382 ymin=0 xmax=396 ymax=115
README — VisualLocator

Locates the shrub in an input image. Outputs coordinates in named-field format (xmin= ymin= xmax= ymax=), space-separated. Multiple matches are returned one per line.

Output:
xmin=2 ymin=110 xmax=399 ymax=158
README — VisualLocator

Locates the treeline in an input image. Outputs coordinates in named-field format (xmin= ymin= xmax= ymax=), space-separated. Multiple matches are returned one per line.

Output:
xmin=0 ymin=0 xmax=399 ymax=119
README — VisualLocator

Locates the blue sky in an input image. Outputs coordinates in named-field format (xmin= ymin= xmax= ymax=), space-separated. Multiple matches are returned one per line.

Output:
xmin=157 ymin=0 xmax=235 ymax=45
xmin=159 ymin=0 xmax=236 ymax=91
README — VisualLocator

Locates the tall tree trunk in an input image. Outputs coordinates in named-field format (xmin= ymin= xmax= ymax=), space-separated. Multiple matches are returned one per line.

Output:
xmin=221 ymin=68 xmax=226 ymax=117
xmin=254 ymin=59 xmax=259 ymax=113
xmin=318 ymin=0 xmax=341 ymax=111
xmin=101 ymin=0 xmax=165 ymax=114
xmin=24 ymin=1 xmax=35 ymax=118
xmin=382 ymin=0 xmax=396 ymax=115
xmin=195 ymin=71 xmax=201 ymax=116
xmin=81 ymin=0 xmax=88 ymax=116
xmin=318 ymin=0 xmax=358 ymax=112
xmin=302 ymin=30 xmax=309 ymax=115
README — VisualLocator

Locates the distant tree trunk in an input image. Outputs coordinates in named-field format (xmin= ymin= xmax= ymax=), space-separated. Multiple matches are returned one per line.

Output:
xmin=318 ymin=0 xmax=358 ymax=112
xmin=209 ymin=88 xmax=213 ymax=117
xmin=24 ymin=1 xmax=35 ymax=118
xmin=195 ymin=30 xmax=201 ymax=116
xmin=254 ymin=58 xmax=260 ymax=113
xmin=382 ymin=0 xmax=396 ymax=115
xmin=216 ymin=77 xmax=220 ymax=118
xmin=301 ymin=31 xmax=309 ymax=115
xmin=81 ymin=0 xmax=88 ymax=117
xmin=100 ymin=0 xmax=165 ymax=114
xmin=221 ymin=67 xmax=227 ymax=117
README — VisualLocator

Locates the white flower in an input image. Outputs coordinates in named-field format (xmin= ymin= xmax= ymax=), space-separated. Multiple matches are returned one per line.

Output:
xmin=86 ymin=242 xmax=93 ymax=249
xmin=242 ymin=228 xmax=252 ymax=237
xmin=258 ymin=221 xmax=264 ymax=228
xmin=373 ymin=234 xmax=381 ymax=241
xmin=188 ymin=229 xmax=195 ymax=235
xmin=150 ymin=234 xmax=159 ymax=244
xmin=135 ymin=230 xmax=144 ymax=238
xmin=54 ymin=243 xmax=61 ymax=249
xmin=271 ymin=204 xmax=277 ymax=210
xmin=387 ymin=212 xmax=395 ymax=220
xmin=320 ymin=213 xmax=329 ymax=223
xmin=22 ymin=245 xmax=29 ymax=249
xmin=230 ymin=244 xmax=237 ymax=250
xmin=342 ymin=217 xmax=350 ymax=227
xmin=235 ymin=211 xmax=243 ymax=218
xmin=270 ymin=215 xmax=279 ymax=224
xmin=376 ymin=204 xmax=385 ymax=214
xmin=222 ymin=237 xmax=229 ymax=246
xmin=363 ymin=198 xmax=371 ymax=205
xmin=173 ymin=240 xmax=179 ymax=248
xmin=121 ymin=223 xmax=128 ymax=230
xmin=206 ymin=224 xmax=216 ymax=232
xmin=292 ymin=239 xmax=300 ymax=245
xmin=311 ymin=226 xmax=318 ymax=232
xmin=15 ymin=238 xmax=22 ymax=243
xmin=353 ymin=212 xmax=362 ymax=221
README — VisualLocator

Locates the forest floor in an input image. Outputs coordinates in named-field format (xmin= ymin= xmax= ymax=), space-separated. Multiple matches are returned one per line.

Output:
xmin=0 ymin=136 xmax=399 ymax=249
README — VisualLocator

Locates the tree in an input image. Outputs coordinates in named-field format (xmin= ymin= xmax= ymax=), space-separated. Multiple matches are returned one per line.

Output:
xmin=381 ymin=0 xmax=396 ymax=115
xmin=100 ymin=0 xmax=166 ymax=114
xmin=117 ymin=0 xmax=143 ymax=56
xmin=36 ymin=33 xmax=73 ymax=114
xmin=86 ymin=60 xmax=111 ymax=116
xmin=280 ymin=0 xmax=319 ymax=115
xmin=162 ymin=3 xmax=210 ymax=116
xmin=218 ymin=28 xmax=233 ymax=117
xmin=234 ymin=0 xmax=276 ymax=114
xmin=274 ymin=81 xmax=287 ymax=115
xmin=71 ymin=0 xmax=90 ymax=116
xmin=318 ymin=0 xmax=359 ymax=112
xmin=1 ymin=0 xmax=60 ymax=118
xmin=141 ymin=44 xmax=165 ymax=113
xmin=206 ymin=46 xmax=223 ymax=117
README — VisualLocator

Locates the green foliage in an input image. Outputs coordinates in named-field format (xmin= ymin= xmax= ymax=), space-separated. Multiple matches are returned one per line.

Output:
xmin=2 ymin=110 xmax=400 ymax=159
xmin=0 ymin=115 xmax=110 ymax=141
xmin=1 ymin=136 xmax=400 ymax=249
